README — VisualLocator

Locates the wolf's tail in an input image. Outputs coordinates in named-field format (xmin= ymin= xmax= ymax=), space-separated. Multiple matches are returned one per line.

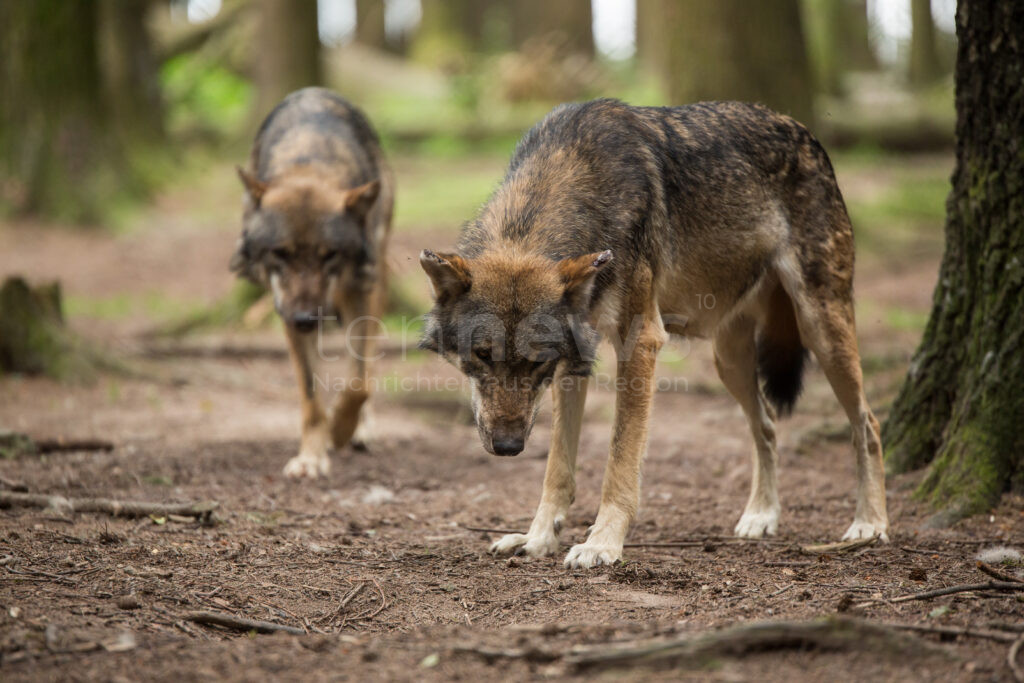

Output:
xmin=756 ymin=284 xmax=807 ymax=417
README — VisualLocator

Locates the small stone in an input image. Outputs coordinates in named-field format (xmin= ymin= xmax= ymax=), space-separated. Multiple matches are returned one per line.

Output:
xmin=909 ymin=567 xmax=928 ymax=582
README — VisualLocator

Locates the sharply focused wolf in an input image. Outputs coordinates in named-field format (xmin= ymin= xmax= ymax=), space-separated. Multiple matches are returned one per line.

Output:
xmin=230 ymin=88 xmax=393 ymax=478
xmin=419 ymin=99 xmax=887 ymax=569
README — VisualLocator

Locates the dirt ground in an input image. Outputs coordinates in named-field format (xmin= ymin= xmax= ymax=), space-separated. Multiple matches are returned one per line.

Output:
xmin=2 ymin=154 xmax=1023 ymax=681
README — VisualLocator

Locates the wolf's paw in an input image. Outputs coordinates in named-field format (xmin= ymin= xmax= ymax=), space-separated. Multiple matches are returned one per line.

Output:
xmin=842 ymin=519 xmax=889 ymax=543
xmin=734 ymin=507 xmax=780 ymax=539
xmin=283 ymin=451 xmax=330 ymax=479
xmin=563 ymin=541 xmax=622 ymax=569
xmin=489 ymin=532 xmax=559 ymax=558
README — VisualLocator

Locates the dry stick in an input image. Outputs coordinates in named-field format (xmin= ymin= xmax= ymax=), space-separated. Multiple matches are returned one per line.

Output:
xmin=34 ymin=438 xmax=114 ymax=454
xmin=978 ymin=561 xmax=1024 ymax=584
xmin=881 ymin=621 xmax=1018 ymax=643
xmin=463 ymin=526 xmax=522 ymax=535
xmin=856 ymin=581 xmax=1024 ymax=608
xmin=185 ymin=610 xmax=304 ymax=636
xmin=0 ymin=491 xmax=218 ymax=520
xmin=1009 ymin=634 xmax=1024 ymax=683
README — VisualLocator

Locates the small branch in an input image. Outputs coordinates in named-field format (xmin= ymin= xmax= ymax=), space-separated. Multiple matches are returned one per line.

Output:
xmin=978 ymin=561 xmax=1024 ymax=584
xmin=856 ymin=581 xmax=1024 ymax=608
xmin=463 ymin=526 xmax=522 ymax=535
xmin=880 ymin=621 xmax=1018 ymax=643
xmin=801 ymin=536 xmax=878 ymax=555
xmin=185 ymin=610 xmax=304 ymax=635
xmin=0 ymin=491 xmax=218 ymax=520
xmin=1009 ymin=634 xmax=1024 ymax=683
xmin=34 ymin=438 xmax=114 ymax=454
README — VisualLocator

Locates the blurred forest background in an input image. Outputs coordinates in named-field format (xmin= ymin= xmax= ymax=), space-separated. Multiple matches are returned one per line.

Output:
xmin=0 ymin=0 xmax=959 ymax=376
xmin=0 ymin=0 xmax=957 ymax=223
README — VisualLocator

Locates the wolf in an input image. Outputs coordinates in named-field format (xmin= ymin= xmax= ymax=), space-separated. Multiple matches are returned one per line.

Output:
xmin=230 ymin=87 xmax=393 ymax=479
xmin=419 ymin=99 xmax=887 ymax=569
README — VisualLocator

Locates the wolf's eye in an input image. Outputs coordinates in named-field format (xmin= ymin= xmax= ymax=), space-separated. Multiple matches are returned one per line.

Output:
xmin=322 ymin=249 xmax=340 ymax=263
xmin=474 ymin=348 xmax=492 ymax=363
xmin=271 ymin=247 xmax=291 ymax=261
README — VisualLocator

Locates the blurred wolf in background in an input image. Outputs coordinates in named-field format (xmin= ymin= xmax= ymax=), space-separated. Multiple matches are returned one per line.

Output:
xmin=230 ymin=88 xmax=393 ymax=479
xmin=419 ymin=99 xmax=887 ymax=569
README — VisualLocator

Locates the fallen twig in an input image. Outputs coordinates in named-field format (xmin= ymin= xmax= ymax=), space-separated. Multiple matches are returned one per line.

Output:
xmin=855 ymin=581 xmax=1024 ymax=608
xmin=881 ymin=621 xmax=1017 ymax=643
xmin=463 ymin=525 xmax=522 ymax=535
xmin=454 ymin=644 xmax=560 ymax=663
xmin=1009 ymin=634 xmax=1024 ymax=683
xmin=0 ymin=491 xmax=218 ymax=521
xmin=34 ymin=438 xmax=114 ymax=454
xmin=978 ymin=561 xmax=1024 ymax=584
xmin=801 ymin=536 xmax=878 ymax=555
xmin=185 ymin=610 xmax=304 ymax=635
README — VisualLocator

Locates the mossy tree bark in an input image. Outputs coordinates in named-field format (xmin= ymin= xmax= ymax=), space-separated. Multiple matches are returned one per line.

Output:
xmin=0 ymin=0 xmax=117 ymax=220
xmin=883 ymin=0 xmax=1024 ymax=524
xmin=254 ymin=0 xmax=322 ymax=118
xmin=656 ymin=0 xmax=815 ymax=128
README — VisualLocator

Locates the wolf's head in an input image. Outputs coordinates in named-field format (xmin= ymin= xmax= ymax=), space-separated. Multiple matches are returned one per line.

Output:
xmin=230 ymin=167 xmax=379 ymax=333
xmin=419 ymin=248 xmax=611 ymax=455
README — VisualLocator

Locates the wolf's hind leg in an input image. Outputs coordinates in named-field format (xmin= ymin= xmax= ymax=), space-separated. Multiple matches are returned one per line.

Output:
xmin=783 ymin=276 xmax=888 ymax=541
xmin=491 ymin=373 xmax=588 ymax=558
xmin=713 ymin=317 xmax=781 ymax=538
xmin=283 ymin=327 xmax=331 ymax=478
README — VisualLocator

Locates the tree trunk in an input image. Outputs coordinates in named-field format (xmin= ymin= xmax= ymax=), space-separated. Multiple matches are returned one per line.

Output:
xmin=355 ymin=0 xmax=387 ymax=51
xmin=909 ymin=0 xmax=942 ymax=86
xmin=511 ymin=0 xmax=594 ymax=58
xmin=99 ymin=0 xmax=165 ymax=143
xmin=804 ymin=0 xmax=877 ymax=96
xmin=0 ymin=0 xmax=114 ymax=220
xmin=635 ymin=0 xmax=665 ymax=81
xmin=883 ymin=0 xmax=1024 ymax=525
xmin=254 ymin=0 xmax=322 ymax=118
xmin=659 ymin=0 xmax=815 ymax=128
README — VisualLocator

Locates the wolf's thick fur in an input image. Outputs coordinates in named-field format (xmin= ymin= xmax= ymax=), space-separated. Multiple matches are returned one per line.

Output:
xmin=231 ymin=88 xmax=393 ymax=478
xmin=420 ymin=99 xmax=887 ymax=568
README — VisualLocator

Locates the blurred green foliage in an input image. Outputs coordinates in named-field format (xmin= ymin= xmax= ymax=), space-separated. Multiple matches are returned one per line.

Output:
xmin=161 ymin=53 xmax=252 ymax=140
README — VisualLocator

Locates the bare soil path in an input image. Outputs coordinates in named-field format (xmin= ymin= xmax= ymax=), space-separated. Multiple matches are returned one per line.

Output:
xmin=3 ymin=154 xmax=1022 ymax=681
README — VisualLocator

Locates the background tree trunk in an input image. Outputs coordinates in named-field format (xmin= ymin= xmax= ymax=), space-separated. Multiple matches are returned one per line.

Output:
xmin=909 ymin=0 xmax=942 ymax=86
xmin=658 ymin=0 xmax=815 ymax=128
xmin=803 ymin=0 xmax=877 ymax=96
xmin=355 ymin=0 xmax=388 ymax=51
xmin=635 ymin=0 xmax=666 ymax=82
xmin=254 ymin=0 xmax=322 ymax=118
xmin=99 ymin=0 xmax=165 ymax=143
xmin=883 ymin=0 xmax=1024 ymax=525
xmin=511 ymin=0 xmax=594 ymax=58
xmin=0 ymin=0 xmax=114 ymax=220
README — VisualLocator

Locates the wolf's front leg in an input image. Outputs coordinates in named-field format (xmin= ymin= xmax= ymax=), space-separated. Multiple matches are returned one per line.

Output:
xmin=331 ymin=288 xmax=380 ymax=450
xmin=564 ymin=315 xmax=665 ymax=569
xmin=491 ymin=374 xmax=588 ymax=558
xmin=283 ymin=327 xmax=332 ymax=478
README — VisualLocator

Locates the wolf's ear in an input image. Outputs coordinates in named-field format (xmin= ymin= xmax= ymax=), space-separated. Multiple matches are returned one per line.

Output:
xmin=420 ymin=249 xmax=471 ymax=302
xmin=237 ymin=166 xmax=268 ymax=207
xmin=558 ymin=250 xmax=613 ymax=307
xmin=343 ymin=179 xmax=380 ymax=224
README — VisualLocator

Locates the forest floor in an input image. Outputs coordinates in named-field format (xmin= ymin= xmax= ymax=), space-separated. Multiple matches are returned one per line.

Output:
xmin=2 ymin=151 xmax=1023 ymax=681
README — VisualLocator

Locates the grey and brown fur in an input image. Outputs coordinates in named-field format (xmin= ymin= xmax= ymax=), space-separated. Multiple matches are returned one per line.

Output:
xmin=420 ymin=99 xmax=887 ymax=569
xmin=231 ymin=87 xmax=393 ymax=478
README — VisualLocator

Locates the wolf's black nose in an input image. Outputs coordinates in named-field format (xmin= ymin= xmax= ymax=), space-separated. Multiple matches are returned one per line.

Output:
xmin=492 ymin=436 xmax=524 ymax=456
xmin=292 ymin=312 xmax=318 ymax=333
